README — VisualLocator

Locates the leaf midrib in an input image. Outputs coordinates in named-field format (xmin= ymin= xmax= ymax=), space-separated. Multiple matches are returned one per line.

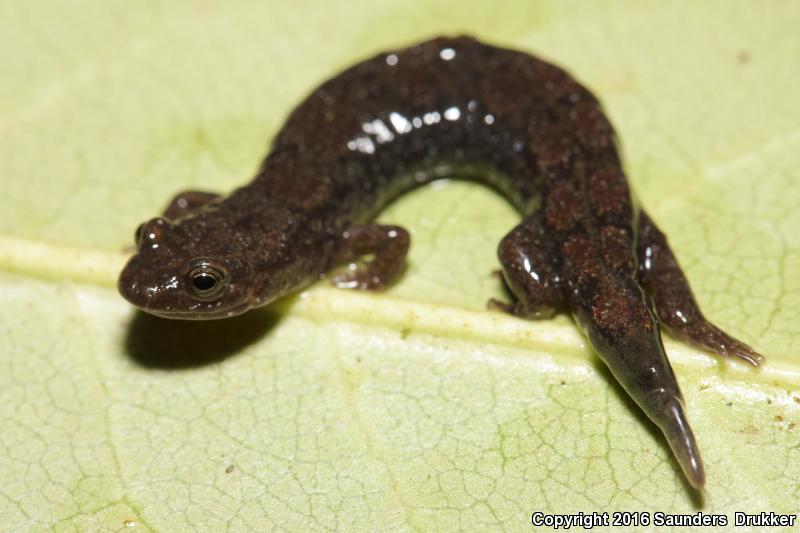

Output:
xmin=2 ymin=234 xmax=796 ymax=386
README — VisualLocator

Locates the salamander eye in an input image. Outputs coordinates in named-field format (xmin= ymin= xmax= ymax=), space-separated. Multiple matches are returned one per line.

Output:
xmin=186 ymin=259 xmax=228 ymax=301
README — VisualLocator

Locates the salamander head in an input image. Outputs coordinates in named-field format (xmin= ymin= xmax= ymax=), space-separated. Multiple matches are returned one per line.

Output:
xmin=118 ymin=201 xmax=321 ymax=320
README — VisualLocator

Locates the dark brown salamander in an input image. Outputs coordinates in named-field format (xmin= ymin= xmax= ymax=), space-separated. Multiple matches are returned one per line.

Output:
xmin=118 ymin=36 xmax=764 ymax=489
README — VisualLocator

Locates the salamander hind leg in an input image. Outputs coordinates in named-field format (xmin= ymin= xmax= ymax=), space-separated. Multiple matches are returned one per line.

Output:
xmin=162 ymin=191 xmax=221 ymax=220
xmin=332 ymin=224 xmax=410 ymax=290
xmin=637 ymin=210 xmax=764 ymax=366
xmin=490 ymin=217 xmax=565 ymax=318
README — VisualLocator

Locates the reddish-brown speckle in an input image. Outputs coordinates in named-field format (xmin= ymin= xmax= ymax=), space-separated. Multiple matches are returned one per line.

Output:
xmin=571 ymin=100 xmax=614 ymax=149
xmin=530 ymin=127 xmax=575 ymax=174
xmin=545 ymin=183 xmax=583 ymax=232
xmin=591 ymin=287 xmax=654 ymax=335
xmin=599 ymin=225 xmax=634 ymax=271
xmin=560 ymin=234 xmax=603 ymax=285
xmin=587 ymin=166 xmax=629 ymax=217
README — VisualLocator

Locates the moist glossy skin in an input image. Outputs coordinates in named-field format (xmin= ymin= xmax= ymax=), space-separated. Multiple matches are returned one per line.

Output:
xmin=119 ymin=36 xmax=765 ymax=489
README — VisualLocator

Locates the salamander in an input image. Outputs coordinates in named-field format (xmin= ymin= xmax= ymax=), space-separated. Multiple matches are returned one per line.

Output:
xmin=118 ymin=36 xmax=764 ymax=489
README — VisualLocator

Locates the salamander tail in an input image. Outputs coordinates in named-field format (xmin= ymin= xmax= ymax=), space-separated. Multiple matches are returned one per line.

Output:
xmin=659 ymin=397 xmax=705 ymax=489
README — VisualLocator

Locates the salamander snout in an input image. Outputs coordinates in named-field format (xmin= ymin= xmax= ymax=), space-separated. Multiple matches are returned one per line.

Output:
xmin=117 ymin=254 xmax=181 ymax=313
xmin=118 ymin=247 xmax=253 ymax=320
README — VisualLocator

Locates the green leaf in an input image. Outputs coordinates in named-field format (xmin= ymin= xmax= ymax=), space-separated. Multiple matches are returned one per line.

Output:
xmin=2 ymin=1 xmax=799 ymax=531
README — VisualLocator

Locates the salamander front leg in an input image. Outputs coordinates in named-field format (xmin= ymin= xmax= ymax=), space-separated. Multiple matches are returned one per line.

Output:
xmin=126 ymin=191 xmax=222 ymax=252
xmin=489 ymin=218 xmax=565 ymax=318
xmin=162 ymin=191 xmax=221 ymax=220
xmin=637 ymin=211 xmax=764 ymax=366
xmin=332 ymin=224 xmax=411 ymax=290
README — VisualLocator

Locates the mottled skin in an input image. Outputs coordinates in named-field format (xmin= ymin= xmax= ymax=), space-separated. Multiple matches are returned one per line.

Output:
xmin=119 ymin=36 xmax=764 ymax=489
